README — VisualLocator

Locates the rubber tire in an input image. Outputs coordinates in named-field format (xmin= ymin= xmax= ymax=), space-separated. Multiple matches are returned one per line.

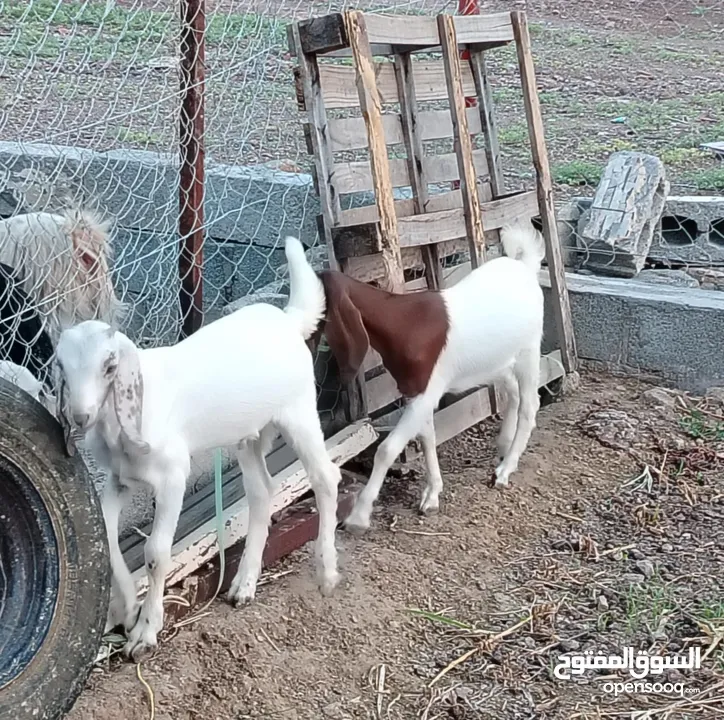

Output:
xmin=0 ymin=377 xmax=110 ymax=720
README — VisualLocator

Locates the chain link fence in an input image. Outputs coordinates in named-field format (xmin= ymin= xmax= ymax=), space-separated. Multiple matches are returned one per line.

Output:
xmin=0 ymin=0 xmax=722 ymax=410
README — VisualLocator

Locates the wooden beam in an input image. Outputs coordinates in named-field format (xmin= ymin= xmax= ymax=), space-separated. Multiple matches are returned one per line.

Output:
xmin=438 ymin=14 xmax=485 ymax=268
xmin=363 ymin=12 xmax=514 ymax=47
xmin=344 ymin=10 xmax=404 ymax=292
xmin=394 ymin=51 xmax=442 ymax=289
xmin=320 ymin=106 xmax=483 ymax=152
xmin=129 ymin=421 xmax=378 ymax=590
xmin=470 ymin=50 xmax=504 ymax=197
xmin=333 ymin=190 xmax=538 ymax=259
xmin=291 ymin=23 xmax=341 ymax=269
xmin=315 ymin=60 xmax=477 ymax=109
xmin=331 ymin=149 xmax=488 ymax=195
xmin=295 ymin=14 xmax=348 ymax=55
xmin=511 ymin=11 xmax=577 ymax=372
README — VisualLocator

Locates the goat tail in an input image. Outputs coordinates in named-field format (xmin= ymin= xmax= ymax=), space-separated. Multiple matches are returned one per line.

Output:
xmin=500 ymin=222 xmax=546 ymax=273
xmin=283 ymin=236 xmax=326 ymax=340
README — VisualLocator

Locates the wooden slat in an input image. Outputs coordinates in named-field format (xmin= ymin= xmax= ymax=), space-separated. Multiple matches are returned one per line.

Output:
xmin=363 ymin=12 xmax=514 ymax=48
xmin=470 ymin=51 xmax=504 ymax=197
xmin=315 ymin=60 xmax=476 ymax=109
xmin=293 ymin=12 xmax=514 ymax=55
xmin=344 ymin=237 xmax=469 ymax=283
xmin=333 ymin=148 xmax=488 ymax=194
xmin=439 ymin=14 xmax=486 ymax=268
xmin=366 ymin=371 xmax=400 ymax=413
xmin=480 ymin=189 xmax=538 ymax=230
xmin=334 ymin=191 xmax=538 ymax=258
xmin=292 ymin=24 xmax=341 ymax=266
xmin=344 ymin=10 xmax=404 ymax=293
xmin=512 ymin=11 xmax=577 ymax=373
xmin=337 ymin=188 xmax=463 ymax=227
xmin=323 ymin=107 xmax=482 ymax=152
xmin=294 ymin=14 xmax=348 ymax=55
xmin=395 ymin=50 xmax=442 ymax=289
xmin=129 ymin=421 xmax=379 ymax=590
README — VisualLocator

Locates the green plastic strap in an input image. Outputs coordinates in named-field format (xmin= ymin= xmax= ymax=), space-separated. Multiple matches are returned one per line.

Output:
xmin=213 ymin=448 xmax=225 ymax=596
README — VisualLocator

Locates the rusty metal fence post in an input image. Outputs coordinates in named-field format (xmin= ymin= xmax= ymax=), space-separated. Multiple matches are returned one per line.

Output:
xmin=179 ymin=0 xmax=206 ymax=339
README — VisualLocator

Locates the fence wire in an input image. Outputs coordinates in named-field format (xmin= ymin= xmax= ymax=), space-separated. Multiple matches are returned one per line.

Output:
xmin=0 ymin=0 xmax=723 ymax=421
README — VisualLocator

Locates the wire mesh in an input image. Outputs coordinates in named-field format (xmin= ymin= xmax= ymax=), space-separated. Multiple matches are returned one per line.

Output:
xmin=0 ymin=0 xmax=722 ymax=416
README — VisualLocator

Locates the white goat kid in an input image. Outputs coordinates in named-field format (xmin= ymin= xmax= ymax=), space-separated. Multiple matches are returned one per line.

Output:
xmin=55 ymin=237 xmax=341 ymax=661
xmin=345 ymin=223 xmax=545 ymax=533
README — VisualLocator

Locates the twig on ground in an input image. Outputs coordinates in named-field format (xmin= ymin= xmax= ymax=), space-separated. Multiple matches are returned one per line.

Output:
xmin=136 ymin=663 xmax=156 ymax=720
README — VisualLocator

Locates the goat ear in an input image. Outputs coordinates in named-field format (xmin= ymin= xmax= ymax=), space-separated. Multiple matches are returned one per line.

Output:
xmin=324 ymin=290 xmax=370 ymax=382
xmin=113 ymin=337 xmax=150 ymax=455
xmin=57 ymin=375 xmax=77 ymax=457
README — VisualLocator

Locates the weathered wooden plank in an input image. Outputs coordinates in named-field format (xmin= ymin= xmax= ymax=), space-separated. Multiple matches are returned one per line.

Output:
xmin=366 ymin=370 xmax=400 ymax=413
xmin=337 ymin=188 xmax=462 ymax=227
xmin=363 ymin=12 xmax=514 ymax=48
xmin=480 ymin=189 xmax=538 ymax=230
xmin=322 ymin=106 xmax=482 ymax=152
xmin=395 ymin=50 xmax=442 ymax=290
xmin=130 ymin=421 xmax=379 ymax=590
xmin=332 ymin=148 xmax=488 ymax=194
xmin=334 ymin=192 xmax=537 ymax=260
xmin=470 ymin=50 xmax=504 ymax=197
xmin=291 ymin=24 xmax=341 ymax=267
xmin=439 ymin=14 xmax=486 ymax=268
xmin=344 ymin=10 xmax=404 ymax=292
xmin=511 ymin=11 xmax=577 ymax=373
xmin=344 ymin=237 xmax=469 ymax=283
xmin=316 ymin=60 xmax=476 ymax=109
xmin=295 ymin=14 xmax=348 ymax=55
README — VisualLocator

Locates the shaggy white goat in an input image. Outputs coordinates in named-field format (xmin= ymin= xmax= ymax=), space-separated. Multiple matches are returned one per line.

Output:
xmin=0 ymin=208 xmax=126 ymax=344
xmin=337 ymin=223 xmax=545 ymax=534
xmin=55 ymin=237 xmax=341 ymax=661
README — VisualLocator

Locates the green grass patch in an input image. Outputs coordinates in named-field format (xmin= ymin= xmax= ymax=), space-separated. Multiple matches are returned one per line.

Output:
xmin=679 ymin=409 xmax=724 ymax=441
xmin=0 ymin=0 xmax=285 ymax=62
xmin=553 ymin=160 xmax=603 ymax=186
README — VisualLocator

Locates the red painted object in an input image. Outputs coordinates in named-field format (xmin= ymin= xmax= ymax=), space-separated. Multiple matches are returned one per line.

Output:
xmin=454 ymin=0 xmax=479 ymax=190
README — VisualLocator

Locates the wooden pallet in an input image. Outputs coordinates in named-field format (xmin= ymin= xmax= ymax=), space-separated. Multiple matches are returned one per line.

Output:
xmin=290 ymin=9 xmax=577 ymax=440
xmin=121 ymin=420 xmax=378 ymax=589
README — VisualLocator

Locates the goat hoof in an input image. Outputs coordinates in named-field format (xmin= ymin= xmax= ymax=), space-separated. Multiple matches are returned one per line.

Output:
xmin=227 ymin=577 xmax=257 ymax=607
xmin=493 ymin=466 xmax=510 ymax=488
xmin=318 ymin=571 xmax=340 ymax=597
xmin=343 ymin=518 xmax=370 ymax=537
xmin=419 ymin=490 xmax=440 ymax=516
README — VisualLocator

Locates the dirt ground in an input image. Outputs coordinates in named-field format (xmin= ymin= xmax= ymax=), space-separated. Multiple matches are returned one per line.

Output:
xmin=67 ymin=371 xmax=724 ymax=720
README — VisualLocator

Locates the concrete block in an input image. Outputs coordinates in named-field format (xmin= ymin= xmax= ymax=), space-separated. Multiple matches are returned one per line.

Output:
xmin=541 ymin=270 xmax=724 ymax=391
xmin=649 ymin=196 xmax=724 ymax=266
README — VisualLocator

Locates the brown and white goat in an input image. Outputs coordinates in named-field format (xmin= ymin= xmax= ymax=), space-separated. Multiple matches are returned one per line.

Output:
xmin=319 ymin=223 xmax=546 ymax=534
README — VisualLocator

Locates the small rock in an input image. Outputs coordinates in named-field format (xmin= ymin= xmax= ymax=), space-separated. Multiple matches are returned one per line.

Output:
xmin=597 ymin=596 xmax=610 ymax=611
xmin=635 ymin=559 xmax=655 ymax=578
xmin=623 ymin=573 xmax=645 ymax=584
xmin=642 ymin=387 xmax=677 ymax=408
xmin=612 ymin=550 xmax=624 ymax=562
xmin=559 ymin=639 xmax=581 ymax=652
xmin=580 ymin=408 xmax=640 ymax=450
xmin=705 ymin=386 xmax=724 ymax=405
xmin=686 ymin=267 xmax=724 ymax=291
xmin=523 ymin=636 xmax=536 ymax=649
xmin=630 ymin=548 xmax=645 ymax=560
xmin=661 ymin=542 xmax=674 ymax=553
